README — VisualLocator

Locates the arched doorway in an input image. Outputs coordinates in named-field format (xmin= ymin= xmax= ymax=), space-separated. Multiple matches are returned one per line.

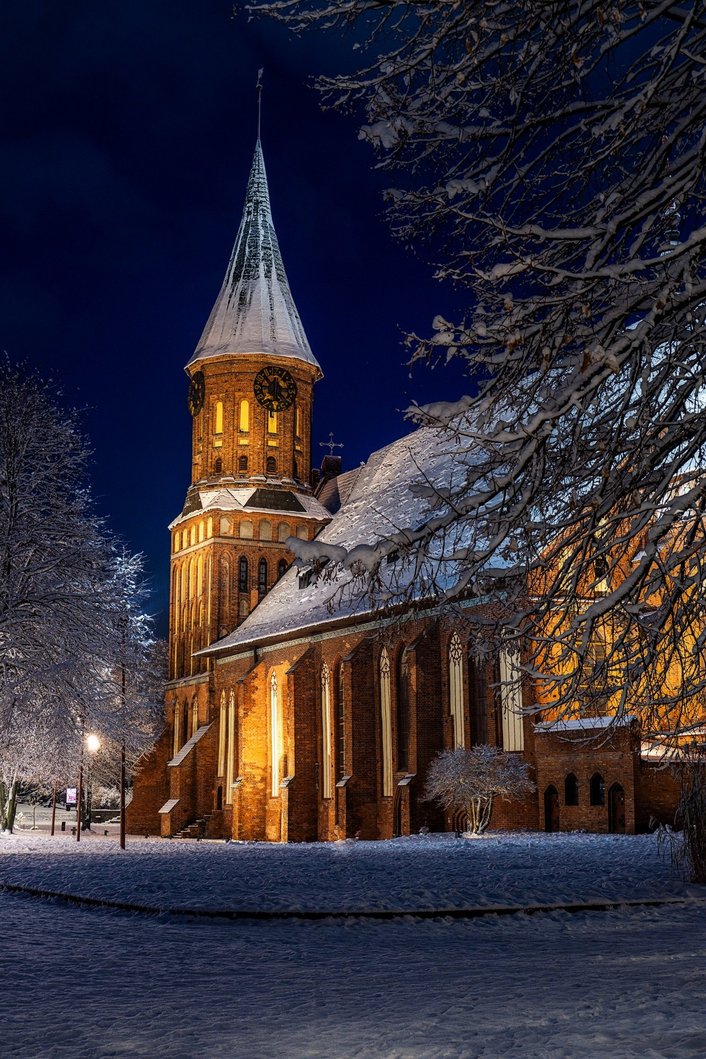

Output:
xmin=544 ymin=785 xmax=560 ymax=832
xmin=608 ymin=783 xmax=626 ymax=833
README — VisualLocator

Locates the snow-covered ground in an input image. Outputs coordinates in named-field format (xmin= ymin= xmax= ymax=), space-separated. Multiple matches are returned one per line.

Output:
xmin=2 ymin=830 xmax=706 ymax=1058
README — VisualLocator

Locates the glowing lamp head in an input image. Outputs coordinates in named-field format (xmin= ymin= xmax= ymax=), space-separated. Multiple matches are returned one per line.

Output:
xmin=85 ymin=734 xmax=101 ymax=754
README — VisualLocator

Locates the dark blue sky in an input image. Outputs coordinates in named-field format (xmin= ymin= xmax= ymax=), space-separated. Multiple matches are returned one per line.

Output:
xmin=0 ymin=1 xmax=466 ymax=633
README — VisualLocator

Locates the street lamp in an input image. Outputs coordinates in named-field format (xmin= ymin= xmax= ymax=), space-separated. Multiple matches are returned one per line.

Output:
xmin=76 ymin=733 xmax=101 ymax=842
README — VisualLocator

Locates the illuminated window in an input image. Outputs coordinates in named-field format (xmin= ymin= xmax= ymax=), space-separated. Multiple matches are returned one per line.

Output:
xmin=225 ymin=691 xmax=235 ymax=804
xmin=499 ymin=642 xmax=524 ymax=751
xmin=260 ymin=520 xmax=272 ymax=541
xmin=238 ymin=455 xmax=248 ymax=472
xmin=335 ymin=662 xmax=346 ymax=780
xmin=239 ymin=399 xmax=249 ymax=433
xmin=295 ymin=405 xmax=302 ymax=439
xmin=217 ymin=692 xmax=227 ymax=776
xmin=321 ymin=664 xmax=332 ymax=799
xmin=198 ymin=522 xmax=204 ymax=543
xmin=266 ymin=456 xmax=277 ymax=475
xmin=278 ymin=522 xmax=290 ymax=543
xmin=270 ymin=673 xmax=280 ymax=797
xmin=173 ymin=534 xmax=179 ymax=553
xmin=380 ymin=648 xmax=393 ymax=797
xmin=190 ymin=525 xmax=196 ymax=547
xmin=449 ymin=633 xmax=465 ymax=749
xmin=258 ymin=558 xmax=268 ymax=598
xmin=214 ymin=401 xmax=224 ymax=443
xmin=240 ymin=520 xmax=253 ymax=539
xmin=268 ymin=411 xmax=278 ymax=435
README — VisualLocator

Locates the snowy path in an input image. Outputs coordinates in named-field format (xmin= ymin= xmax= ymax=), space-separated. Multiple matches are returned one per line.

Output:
xmin=3 ymin=832 xmax=706 ymax=1058
xmin=3 ymin=894 xmax=706 ymax=1058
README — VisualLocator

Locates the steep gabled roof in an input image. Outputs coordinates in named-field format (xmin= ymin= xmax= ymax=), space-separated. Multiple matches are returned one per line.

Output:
xmin=188 ymin=141 xmax=320 ymax=372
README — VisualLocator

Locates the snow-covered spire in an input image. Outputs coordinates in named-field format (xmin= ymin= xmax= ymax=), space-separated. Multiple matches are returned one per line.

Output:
xmin=188 ymin=141 xmax=320 ymax=372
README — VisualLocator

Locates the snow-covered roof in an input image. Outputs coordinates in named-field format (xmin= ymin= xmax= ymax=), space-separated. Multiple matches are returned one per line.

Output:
xmin=204 ymin=423 xmax=492 ymax=656
xmin=170 ymin=484 xmax=331 ymax=529
xmin=188 ymin=140 xmax=320 ymax=373
xmin=534 ymin=715 xmax=636 ymax=734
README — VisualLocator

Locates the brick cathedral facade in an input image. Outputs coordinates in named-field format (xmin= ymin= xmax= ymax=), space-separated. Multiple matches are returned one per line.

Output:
xmin=127 ymin=139 xmax=682 ymax=842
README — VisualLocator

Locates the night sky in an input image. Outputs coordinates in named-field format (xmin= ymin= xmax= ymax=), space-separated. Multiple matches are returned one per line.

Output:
xmin=1 ymin=2 xmax=467 ymax=633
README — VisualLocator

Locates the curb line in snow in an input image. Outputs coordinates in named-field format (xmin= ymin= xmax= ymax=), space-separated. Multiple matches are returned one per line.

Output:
xmin=0 ymin=880 xmax=704 ymax=922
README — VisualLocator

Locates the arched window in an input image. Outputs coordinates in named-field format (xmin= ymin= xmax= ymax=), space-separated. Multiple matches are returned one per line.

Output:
xmin=198 ymin=521 xmax=204 ymax=543
xmin=565 ymin=773 xmax=579 ymax=806
xmin=258 ymin=558 xmax=268 ymax=598
xmin=266 ymin=456 xmax=277 ymax=475
xmin=335 ymin=662 xmax=346 ymax=779
xmin=240 ymin=520 xmax=253 ymax=539
xmin=214 ymin=457 xmax=223 ymax=475
xmin=321 ymin=664 xmax=333 ymax=799
xmin=172 ymin=700 xmax=181 ymax=756
xmin=499 ymin=642 xmax=524 ymax=751
xmin=380 ymin=648 xmax=393 ymax=797
xmin=449 ymin=633 xmax=465 ymax=749
xmin=277 ymin=558 xmax=288 ymax=580
xmin=238 ymin=454 xmax=248 ymax=472
xmin=196 ymin=555 xmax=203 ymax=596
xmin=268 ymin=411 xmax=278 ymax=435
xmin=173 ymin=533 xmax=179 ymax=553
xmin=239 ymin=399 xmax=249 ymax=432
xmin=214 ymin=401 xmax=224 ymax=443
xmin=226 ymin=691 xmax=235 ymax=805
xmin=220 ymin=517 xmax=230 ymax=535
xmin=590 ymin=773 xmax=605 ymax=806
xmin=260 ymin=520 xmax=272 ymax=541
xmin=278 ymin=522 xmax=291 ymax=543
xmin=397 ymin=649 xmax=410 ymax=771
xmin=190 ymin=525 xmax=196 ymax=547
xmin=296 ymin=524 xmax=308 ymax=539
xmin=270 ymin=673 xmax=280 ymax=797
xmin=238 ymin=557 xmax=248 ymax=592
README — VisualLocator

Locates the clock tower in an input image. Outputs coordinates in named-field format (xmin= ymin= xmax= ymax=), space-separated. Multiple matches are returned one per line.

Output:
xmin=167 ymin=138 xmax=330 ymax=694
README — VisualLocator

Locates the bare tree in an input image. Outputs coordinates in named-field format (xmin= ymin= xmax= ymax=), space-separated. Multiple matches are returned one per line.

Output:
xmin=424 ymin=746 xmax=535 ymax=834
xmin=252 ymin=1 xmax=706 ymax=730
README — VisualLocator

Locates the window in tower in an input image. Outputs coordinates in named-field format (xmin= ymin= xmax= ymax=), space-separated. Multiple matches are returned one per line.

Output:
xmin=190 ymin=525 xmax=196 ymax=547
xmin=240 ymin=520 xmax=253 ymax=539
xmin=214 ymin=457 xmax=223 ymax=475
xmin=239 ymin=399 xmax=249 ymax=433
xmin=214 ymin=401 xmax=224 ymax=446
xmin=258 ymin=558 xmax=268 ymax=598
xmin=238 ymin=455 xmax=248 ymax=473
xmin=238 ymin=557 xmax=249 ymax=592
xmin=295 ymin=405 xmax=302 ymax=440
xmin=268 ymin=410 xmax=278 ymax=435
xmin=239 ymin=598 xmax=249 ymax=619
xmin=277 ymin=522 xmax=290 ymax=543
xmin=277 ymin=558 xmax=288 ymax=580
xmin=293 ymin=458 xmax=299 ymax=480
xmin=260 ymin=520 xmax=273 ymax=541
xmin=198 ymin=521 xmax=204 ymax=543
xmin=296 ymin=524 xmax=308 ymax=540
xmin=266 ymin=456 xmax=277 ymax=475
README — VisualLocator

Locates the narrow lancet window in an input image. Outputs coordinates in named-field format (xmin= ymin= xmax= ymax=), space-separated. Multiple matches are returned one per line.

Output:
xmin=449 ymin=633 xmax=465 ymax=749
xmin=321 ymin=664 xmax=333 ymax=799
xmin=380 ymin=648 xmax=393 ymax=797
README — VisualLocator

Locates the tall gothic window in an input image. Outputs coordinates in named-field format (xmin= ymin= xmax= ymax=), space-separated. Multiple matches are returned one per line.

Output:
xmin=239 ymin=399 xmax=249 ymax=432
xmin=379 ymin=648 xmax=393 ymax=797
xmin=499 ymin=642 xmax=524 ymax=751
xmin=238 ymin=557 xmax=248 ymax=592
xmin=270 ymin=673 xmax=280 ymax=798
xmin=449 ymin=633 xmax=465 ymax=748
xmin=214 ymin=401 xmax=224 ymax=444
xmin=335 ymin=662 xmax=346 ymax=780
xmin=268 ymin=411 xmax=278 ymax=435
xmin=226 ymin=691 xmax=235 ymax=805
xmin=295 ymin=404 xmax=301 ymax=439
xmin=258 ymin=558 xmax=268 ymax=599
xmin=218 ymin=691 xmax=227 ymax=776
xmin=321 ymin=664 xmax=333 ymax=799
xmin=397 ymin=649 xmax=410 ymax=771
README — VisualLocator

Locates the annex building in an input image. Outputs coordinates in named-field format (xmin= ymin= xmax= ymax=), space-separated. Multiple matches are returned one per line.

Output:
xmin=128 ymin=138 xmax=681 ymax=842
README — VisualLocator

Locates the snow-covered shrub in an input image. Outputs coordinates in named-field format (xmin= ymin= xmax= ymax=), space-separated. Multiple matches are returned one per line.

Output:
xmin=423 ymin=746 xmax=535 ymax=835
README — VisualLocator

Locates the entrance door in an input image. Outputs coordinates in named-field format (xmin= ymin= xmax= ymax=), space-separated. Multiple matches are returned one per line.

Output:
xmin=608 ymin=783 xmax=626 ymax=833
xmin=544 ymin=785 xmax=560 ymax=832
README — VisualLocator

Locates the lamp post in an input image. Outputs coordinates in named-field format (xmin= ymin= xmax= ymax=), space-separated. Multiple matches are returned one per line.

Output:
xmin=76 ymin=733 xmax=101 ymax=842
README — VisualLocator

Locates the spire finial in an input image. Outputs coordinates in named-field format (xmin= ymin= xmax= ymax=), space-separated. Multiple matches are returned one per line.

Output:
xmin=319 ymin=433 xmax=344 ymax=457
xmin=256 ymin=68 xmax=264 ymax=141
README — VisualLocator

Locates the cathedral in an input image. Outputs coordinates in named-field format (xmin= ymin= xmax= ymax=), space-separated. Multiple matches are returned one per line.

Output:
xmin=127 ymin=137 xmax=681 ymax=842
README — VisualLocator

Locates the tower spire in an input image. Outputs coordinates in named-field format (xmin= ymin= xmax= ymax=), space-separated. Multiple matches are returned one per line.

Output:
xmin=256 ymin=68 xmax=263 ymax=141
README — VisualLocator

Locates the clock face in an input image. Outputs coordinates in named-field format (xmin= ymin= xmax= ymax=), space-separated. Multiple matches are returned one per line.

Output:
xmin=187 ymin=371 xmax=205 ymax=417
xmin=253 ymin=366 xmax=297 ymax=412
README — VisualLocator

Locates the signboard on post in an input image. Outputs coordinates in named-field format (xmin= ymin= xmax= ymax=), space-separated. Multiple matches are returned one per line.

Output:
xmin=66 ymin=788 xmax=77 ymax=806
